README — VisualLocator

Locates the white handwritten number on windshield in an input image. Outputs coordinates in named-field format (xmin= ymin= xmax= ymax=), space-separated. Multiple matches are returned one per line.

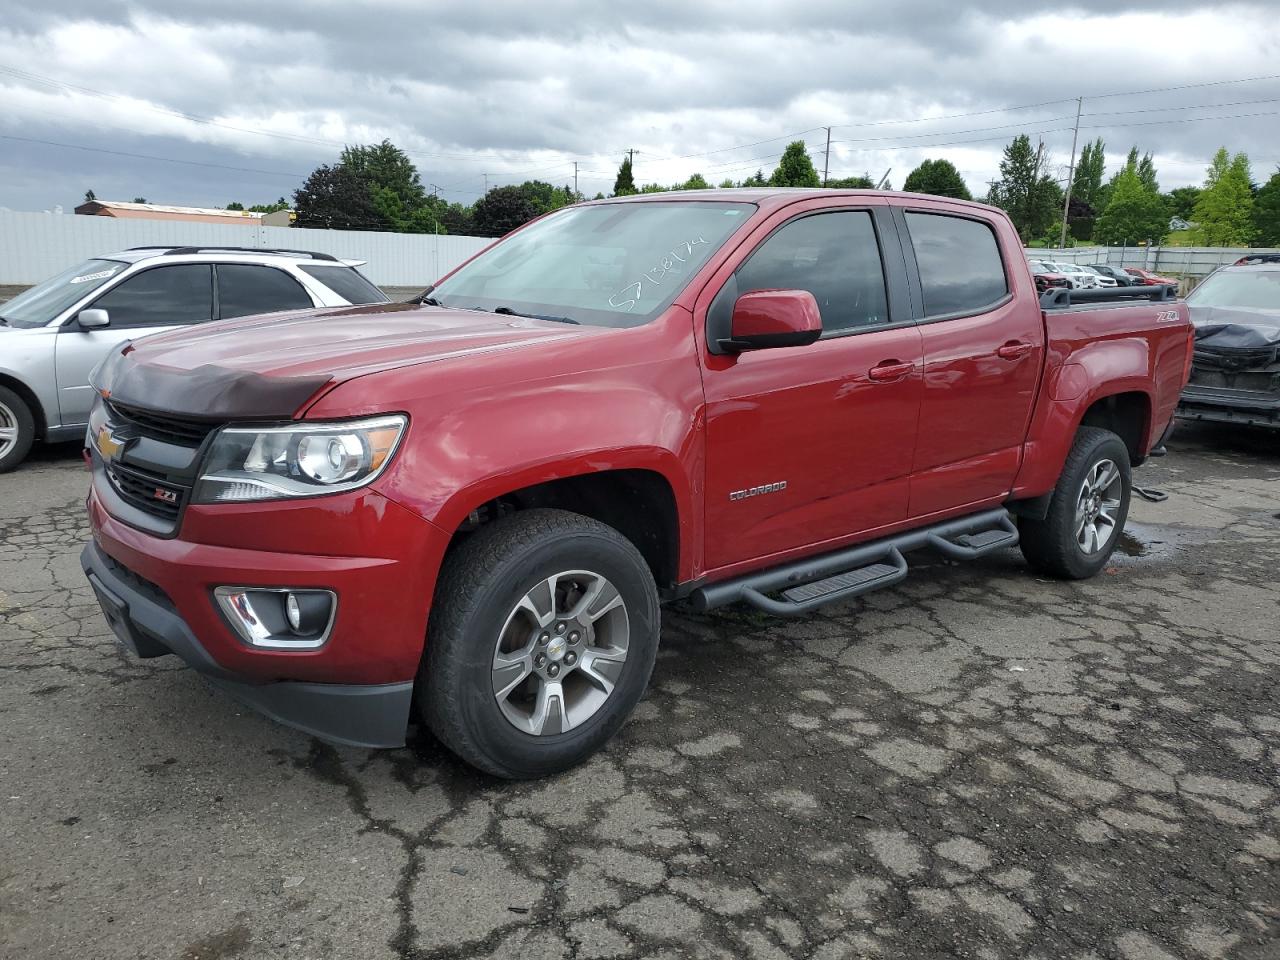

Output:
xmin=608 ymin=236 xmax=710 ymax=312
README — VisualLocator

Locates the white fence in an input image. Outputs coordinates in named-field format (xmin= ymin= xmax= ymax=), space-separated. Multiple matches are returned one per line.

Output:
xmin=1027 ymin=244 xmax=1280 ymax=278
xmin=0 ymin=210 xmax=492 ymax=286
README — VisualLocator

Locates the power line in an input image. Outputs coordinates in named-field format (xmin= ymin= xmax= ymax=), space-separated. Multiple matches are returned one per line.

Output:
xmin=0 ymin=133 xmax=307 ymax=179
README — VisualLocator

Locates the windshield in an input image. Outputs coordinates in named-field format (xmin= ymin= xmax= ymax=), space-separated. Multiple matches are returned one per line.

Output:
xmin=430 ymin=201 xmax=755 ymax=327
xmin=1028 ymin=261 xmax=1048 ymax=271
xmin=1187 ymin=270 xmax=1280 ymax=313
xmin=0 ymin=259 xmax=127 ymax=328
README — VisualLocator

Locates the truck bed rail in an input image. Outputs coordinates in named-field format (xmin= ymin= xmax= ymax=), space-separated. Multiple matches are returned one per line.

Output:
xmin=1040 ymin=285 xmax=1176 ymax=309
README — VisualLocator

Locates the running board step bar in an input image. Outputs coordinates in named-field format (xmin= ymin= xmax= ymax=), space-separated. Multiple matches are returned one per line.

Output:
xmin=689 ymin=508 xmax=1019 ymax=617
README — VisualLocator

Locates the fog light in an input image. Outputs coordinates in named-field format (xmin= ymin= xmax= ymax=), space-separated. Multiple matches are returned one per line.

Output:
xmin=214 ymin=587 xmax=336 ymax=650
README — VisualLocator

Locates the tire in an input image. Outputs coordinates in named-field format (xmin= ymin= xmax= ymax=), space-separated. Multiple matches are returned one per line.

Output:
xmin=0 ymin=386 xmax=36 ymax=474
xmin=1018 ymin=426 xmax=1132 ymax=580
xmin=419 ymin=508 xmax=660 ymax=779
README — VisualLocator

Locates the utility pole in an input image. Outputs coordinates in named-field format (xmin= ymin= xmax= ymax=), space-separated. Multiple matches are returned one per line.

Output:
xmin=483 ymin=173 xmax=489 ymax=193
xmin=1059 ymin=96 xmax=1083 ymax=250
xmin=573 ymin=161 xmax=579 ymax=198
xmin=822 ymin=126 xmax=831 ymax=187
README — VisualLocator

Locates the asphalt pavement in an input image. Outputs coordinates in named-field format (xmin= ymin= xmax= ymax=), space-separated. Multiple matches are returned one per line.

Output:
xmin=1 ymin=423 xmax=1277 ymax=959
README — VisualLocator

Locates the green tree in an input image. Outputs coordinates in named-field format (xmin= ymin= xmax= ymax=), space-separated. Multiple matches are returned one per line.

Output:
xmin=1071 ymin=138 xmax=1106 ymax=210
xmin=1165 ymin=186 xmax=1202 ymax=223
xmin=988 ymin=135 xmax=1061 ymax=240
xmin=340 ymin=140 xmax=426 ymax=228
xmin=441 ymin=202 xmax=474 ymax=236
xmin=471 ymin=185 xmax=538 ymax=237
xmin=517 ymin=180 xmax=574 ymax=215
xmin=1193 ymin=148 xmax=1256 ymax=246
xmin=769 ymin=141 xmax=821 ymax=188
xmin=680 ymin=173 xmax=710 ymax=190
xmin=132 ymin=197 xmax=147 ymax=204
xmin=293 ymin=164 xmax=379 ymax=229
xmin=83 ymin=189 xmax=96 ymax=202
xmin=826 ymin=175 xmax=874 ymax=189
xmin=902 ymin=158 xmax=972 ymax=200
xmin=719 ymin=178 xmax=735 ymax=188
xmin=613 ymin=155 xmax=636 ymax=196
xmin=225 ymin=201 xmax=245 ymax=211
xmin=1136 ymin=151 xmax=1159 ymax=193
xmin=638 ymin=183 xmax=668 ymax=194
xmin=740 ymin=169 xmax=768 ymax=188
xmin=1093 ymin=166 xmax=1169 ymax=245
xmin=1253 ymin=169 xmax=1280 ymax=246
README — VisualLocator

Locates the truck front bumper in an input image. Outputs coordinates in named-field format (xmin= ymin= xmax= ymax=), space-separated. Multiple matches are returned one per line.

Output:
xmin=1177 ymin=384 xmax=1280 ymax=429
xmin=81 ymin=483 xmax=451 ymax=748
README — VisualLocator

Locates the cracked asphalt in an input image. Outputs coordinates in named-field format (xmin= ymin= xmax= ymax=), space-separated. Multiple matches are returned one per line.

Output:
xmin=1 ymin=423 xmax=1277 ymax=960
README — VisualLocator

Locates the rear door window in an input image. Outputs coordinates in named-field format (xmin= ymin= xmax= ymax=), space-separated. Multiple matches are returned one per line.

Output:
xmin=90 ymin=265 xmax=213 ymax=328
xmin=904 ymin=212 xmax=1008 ymax=318
xmin=217 ymin=265 xmax=313 ymax=319
xmin=299 ymin=265 xmax=389 ymax=304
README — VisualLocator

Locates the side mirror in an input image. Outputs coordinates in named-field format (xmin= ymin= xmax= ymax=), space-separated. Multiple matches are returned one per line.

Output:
xmin=719 ymin=289 xmax=822 ymax=353
xmin=78 ymin=308 xmax=111 ymax=330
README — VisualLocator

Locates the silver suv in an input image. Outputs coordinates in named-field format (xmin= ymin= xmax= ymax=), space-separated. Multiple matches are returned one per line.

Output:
xmin=0 ymin=246 xmax=389 ymax=471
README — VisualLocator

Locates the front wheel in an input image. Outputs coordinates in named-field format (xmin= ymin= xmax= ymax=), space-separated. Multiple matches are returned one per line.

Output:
xmin=0 ymin=386 xmax=35 ymax=474
xmin=419 ymin=509 xmax=660 ymax=779
xmin=1018 ymin=426 xmax=1132 ymax=579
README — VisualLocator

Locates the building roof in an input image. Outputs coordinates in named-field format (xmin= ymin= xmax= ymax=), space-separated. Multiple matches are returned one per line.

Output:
xmin=76 ymin=200 xmax=262 ymax=219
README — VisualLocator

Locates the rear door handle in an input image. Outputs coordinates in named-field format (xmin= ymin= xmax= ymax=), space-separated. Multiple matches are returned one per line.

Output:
xmin=868 ymin=360 xmax=914 ymax=382
xmin=996 ymin=341 xmax=1033 ymax=361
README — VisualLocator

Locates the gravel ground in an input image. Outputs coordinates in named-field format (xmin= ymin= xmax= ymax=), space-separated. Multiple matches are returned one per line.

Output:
xmin=0 ymin=422 xmax=1277 ymax=960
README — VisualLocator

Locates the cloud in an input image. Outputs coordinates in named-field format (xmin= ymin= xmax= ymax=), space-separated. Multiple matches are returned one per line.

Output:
xmin=0 ymin=0 xmax=1277 ymax=213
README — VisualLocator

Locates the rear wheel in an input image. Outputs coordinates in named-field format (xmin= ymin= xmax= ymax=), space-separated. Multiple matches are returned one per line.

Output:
xmin=419 ymin=509 xmax=660 ymax=779
xmin=1018 ymin=426 xmax=1131 ymax=579
xmin=0 ymin=387 xmax=35 ymax=474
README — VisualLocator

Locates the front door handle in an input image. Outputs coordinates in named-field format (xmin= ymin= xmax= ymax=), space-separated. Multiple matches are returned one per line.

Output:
xmin=996 ymin=341 xmax=1033 ymax=361
xmin=868 ymin=360 xmax=914 ymax=382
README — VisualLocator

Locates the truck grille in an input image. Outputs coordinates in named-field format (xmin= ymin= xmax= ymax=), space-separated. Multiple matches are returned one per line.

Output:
xmin=107 ymin=401 xmax=222 ymax=447
xmin=1194 ymin=346 xmax=1278 ymax=372
xmin=106 ymin=461 xmax=188 ymax=524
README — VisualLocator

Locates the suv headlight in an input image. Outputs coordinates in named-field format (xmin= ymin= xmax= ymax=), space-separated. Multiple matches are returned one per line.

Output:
xmin=193 ymin=415 xmax=407 ymax=503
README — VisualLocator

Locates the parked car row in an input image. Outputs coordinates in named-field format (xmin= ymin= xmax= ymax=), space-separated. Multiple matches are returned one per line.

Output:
xmin=1025 ymin=257 xmax=1181 ymax=293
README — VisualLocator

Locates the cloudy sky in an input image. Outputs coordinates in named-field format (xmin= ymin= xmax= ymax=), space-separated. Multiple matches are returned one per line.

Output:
xmin=2 ymin=1 xmax=1279 ymax=214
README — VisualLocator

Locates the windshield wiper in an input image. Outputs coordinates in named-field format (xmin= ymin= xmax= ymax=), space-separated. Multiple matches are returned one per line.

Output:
xmin=493 ymin=306 xmax=580 ymax=325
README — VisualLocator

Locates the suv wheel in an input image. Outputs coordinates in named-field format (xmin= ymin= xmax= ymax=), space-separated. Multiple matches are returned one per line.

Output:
xmin=0 ymin=386 xmax=35 ymax=473
xmin=419 ymin=509 xmax=660 ymax=779
xmin=1018 ymin=426 xmax=1132 ymax=579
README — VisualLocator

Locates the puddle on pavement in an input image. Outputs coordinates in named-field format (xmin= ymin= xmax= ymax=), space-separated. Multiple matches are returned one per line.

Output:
xmin=1113 ymin=521 xmax=1212 ymax=562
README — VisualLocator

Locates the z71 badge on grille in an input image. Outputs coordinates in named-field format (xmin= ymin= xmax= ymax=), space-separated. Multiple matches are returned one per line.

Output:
xmin=153 ymin=487 xmax=179 ymax=504
xmin=729 ymin=481 xmax=787 ymax=501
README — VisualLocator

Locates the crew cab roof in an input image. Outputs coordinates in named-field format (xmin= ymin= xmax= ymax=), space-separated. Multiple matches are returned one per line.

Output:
xmin=582 ymin=187 xmax=998 ymax=214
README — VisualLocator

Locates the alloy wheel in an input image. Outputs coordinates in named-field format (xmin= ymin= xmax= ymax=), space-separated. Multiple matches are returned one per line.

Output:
xmin=1075 ymin=458 xmax=1122 ymax=554
xmin=0 ymin=400 xmax=18 ymax=459
xmin=491 ymin=570 xmax=629 ymax=736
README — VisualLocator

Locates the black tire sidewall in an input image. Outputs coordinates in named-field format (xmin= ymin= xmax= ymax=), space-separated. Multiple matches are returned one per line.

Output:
xmin=1054 ymin=432 xmax=1132 ymax=578
xmin=437 ymin=528 xmax=658 ymax=778
xmin=0 ymin=386 xmax=35 ymax=473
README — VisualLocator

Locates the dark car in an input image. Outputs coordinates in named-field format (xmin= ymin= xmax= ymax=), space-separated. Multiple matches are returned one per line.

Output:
xmin=1086 ymin=264 xmax=1135 ymax=286
xmin=1177 ymin=262 xmax=1280 ymax=429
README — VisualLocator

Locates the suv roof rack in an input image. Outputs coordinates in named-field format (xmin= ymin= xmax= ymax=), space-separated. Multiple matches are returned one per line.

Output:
xmin=125 ymin=246 xmax=339 ymax=262
xmin=1234 ymin=254 xmax=1280 ymax=266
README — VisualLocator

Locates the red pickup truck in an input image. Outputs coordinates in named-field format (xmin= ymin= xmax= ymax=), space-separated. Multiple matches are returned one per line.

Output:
xmin=81 ymin=189 xmax=1193 ymax=778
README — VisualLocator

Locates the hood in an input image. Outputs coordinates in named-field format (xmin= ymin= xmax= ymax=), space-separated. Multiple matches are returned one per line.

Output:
xmin=1189 ymin=305 xmax=1280 ymax=350
xmin=95 ymin=301 xmax=602 ymax=418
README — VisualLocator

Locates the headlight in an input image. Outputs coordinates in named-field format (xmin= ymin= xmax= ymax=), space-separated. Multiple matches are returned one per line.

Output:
xmin=193 ymin=415 xmax=407 ymax=503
